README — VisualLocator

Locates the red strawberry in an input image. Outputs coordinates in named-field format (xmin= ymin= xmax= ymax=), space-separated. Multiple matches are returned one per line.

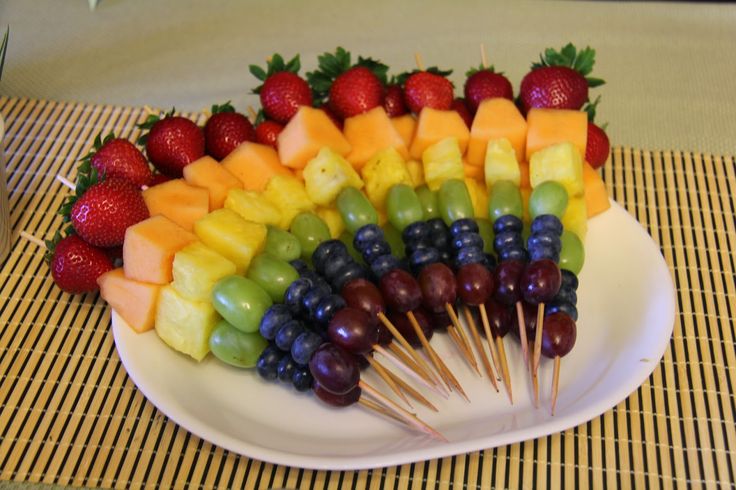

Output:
xmin=250 ymin=54 xmax=312 ymax=124
xmin=586 ymin=122 xmax=610 ymax=168
xmin=137 ymin=110 xmax=204 ymax=177
xmin=451 ymin=98 xmax=473 ymax=128
xmin=463 ymin=67 xmax=513 ymax=113
xmin=519 ymin=43 xmax=605 ymax=113
xmin=255 ymin=120 xmax=284 ymax=149
xmin=320 ymin=106 xmax=343 ymax=130
xmin=46 ymin=233 xmax=113 ymax=294
xmin=148 ymin=173 xmax=171 ymax=186
xmin=328 ymin=66 xmax=384 ymax=119
xmin=383 ymin=84 xmax=407 ymax=117
xmin=403 ymin=70 xmax=454 ymax=114
xmin=204 ymin=102 xmax=256 ymax=160
xmin=86 ymin=132 xmax=152 ymax=187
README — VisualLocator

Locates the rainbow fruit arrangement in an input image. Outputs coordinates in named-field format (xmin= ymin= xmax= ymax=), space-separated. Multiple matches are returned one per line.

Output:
xmin=45 ymin=44 xmax=612 ymax=437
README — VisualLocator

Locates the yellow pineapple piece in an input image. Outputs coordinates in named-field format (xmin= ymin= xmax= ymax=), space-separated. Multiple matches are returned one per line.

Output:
xmin=224 ymin=189 xmax=282 ymax=227
xmin=263 ymin=174 xmax=316 ymax=229
xmin=155 ymin=285 xmax=220 ymax=361
xmin=405 ymin=159 xmax=425 ymax=187
xmin=194 ymin=209 xmax=267 ymax=273
xmin=422 ymin=137 xmax=465 ymax=191
xmin=464 ymin=178 xmax=489 ymax=219
xmin=562 ymin=196 xmax=588 ymax=240
xmin=529 ymin=142 xmax=584 ymax=197
xmin=302 ymin=147 xmax=363 ymax=206
xmin=316 ymin=207 xmax=345 ymax=238
xmin=361 ymin=147 xmax=413 ymax=211
xmin=172 ymin=241 xmax=236 ymax=302
xmin=484 ymin=138 xmax=521 ymax=189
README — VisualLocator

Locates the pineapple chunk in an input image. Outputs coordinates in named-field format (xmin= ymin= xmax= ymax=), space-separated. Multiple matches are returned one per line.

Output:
xmin=422 ymin=137 xmax=465 ymax=191
xmin=562 ymin=196 xmax=588 ymax=240
xmin=361 ymin=147 xmax=413 ymax=211
xmin=194 ymin=209 xmax=267 ymax=273
xmin=405 ymin=159 xmax=425 ymax=187
xmin=529 ymin=142 xmax=584 ymax=197
xmin=464 ymin=178 xmax=489 ymax=219
xmin=303 ymin=147 xmax=363 ymax=206
xmin=484 ymin=138 xmax=521 ymax=189
xmin=155 ymin=285 xmax=220 ymax=361
xmin=316 ymin=207 xmax=345 ymax=238
xmin=225 ymin=189 xmax=282 ymax=227
xmin=263 ymin=174 xmax=316 ymax=229
xmin=172 ymin=241 xmax=236 ymax=302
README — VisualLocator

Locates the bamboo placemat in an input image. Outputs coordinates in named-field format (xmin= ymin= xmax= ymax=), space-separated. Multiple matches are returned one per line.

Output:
xmin=0 ymin=97 xmax=734 ymax=490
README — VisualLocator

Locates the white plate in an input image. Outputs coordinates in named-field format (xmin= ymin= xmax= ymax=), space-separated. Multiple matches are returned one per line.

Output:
xmin=112 ymin=200 xmax=675 ymax=470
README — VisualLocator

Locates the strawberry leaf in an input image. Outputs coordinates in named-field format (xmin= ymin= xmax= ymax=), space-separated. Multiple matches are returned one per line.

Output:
xmin=43 ymin=230 xmax=64 ymax=263
xmin=249 ymin=64 xmax=267 ymax=81
xmin=465 ymin=65 xmax=501 ymax=77
xmin=356 ymin=56 xmax=389 ymax=85
xmin=586 ymin=77 xmax=605 ymax=88
xmin=211 ymin=101 xmax=235 ymax=114
xmin=583 ymin=95 xmax=601 ymax=122
xmin=531 ymin=43 xmax=605 ymax=88
xmin=254 ymin=109 xmax=266 ymax=126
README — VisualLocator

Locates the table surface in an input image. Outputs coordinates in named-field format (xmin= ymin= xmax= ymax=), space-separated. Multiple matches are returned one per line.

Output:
xmin=0 ymin=1 xmax=735 ymax=489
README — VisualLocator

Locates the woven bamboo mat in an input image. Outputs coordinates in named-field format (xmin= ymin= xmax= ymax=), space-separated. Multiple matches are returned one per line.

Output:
xmin=0 ymin=96 xmax=734 ymax=490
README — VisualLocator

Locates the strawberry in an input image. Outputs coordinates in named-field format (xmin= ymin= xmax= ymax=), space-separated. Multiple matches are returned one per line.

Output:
xmin=83 ymin=132 xmax=152 ymax=187
xmin=519 ymin=43 xmax=605 ymax=113
xmin=250 ymin=54 xmax=312 ymax=124
xmin=403 ymin=68 xmax=454 ymax=114
xmin=255 ymin=120 xmax=284 ymax=149
xmin=320 ymin=106 xmax=343 ymax=130
xmin=451 ymin=98 xmax=473 ymax=128
xmin=204 ymin=102 xmax=256 ymax=160
xmin=584 ymin=97 xmax=610 ymax=168
xmin=137 ymin=109 xmax=204 ymax=177
xmin=45 ymin=232 xmax=113 ymax=294
xmin=383 ymin=83 xmax=407 ymax=117
xmin=463 ymin=66 xmax=513 ymax=113
xmin=307 ymin=47 xmax=389 ymax=120
xmin=149 ymin=173 xmax=171 ymax=186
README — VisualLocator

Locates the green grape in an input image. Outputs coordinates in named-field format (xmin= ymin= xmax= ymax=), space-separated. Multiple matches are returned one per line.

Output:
xmin=529 ymin=181 xmax=568 ymax=219
xmin=559 ymin=230 xmax=585 ymax=275
xmin=382 ymin=223 xmax=406 ymax=259
xmin=212 ymin=276 xmax=272 ymax=333
xmin=415 ymin=185 xmax=440 ymax=219
xmin=438 ymin=179 xmax=474 ymax=226
xmin=338 ymin=231 xmax=366 ymax=264
xmin=209 ymin=319 xmax=268 ymax=368
xmin=476 ymin=218 xmax=495 ymax=255
xmin=489 ymin=180 xmax=522 ymax=222
xmin=264 ymin=226 xmax=302 ymax=262
xmin=386 ymin=184 xmax=424 ymax=231
xmin=290 ymin=212 xmax=331 ymax=259
xmin=246 ymin=254 xmax=300 ymax=302
xmin=336 ymin=187 xmax=378 ymax=234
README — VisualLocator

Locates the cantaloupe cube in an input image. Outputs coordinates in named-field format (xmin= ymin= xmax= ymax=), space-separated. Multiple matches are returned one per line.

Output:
xmin=155 ymin=285 xmax=220 ymax=361
xmin=562 ymin=196 xmax=588 ymax=239
xmin=583 ymin=161 xmax=611 ymax=217
xmin=422 ymin=137 xmax=465 ymax=191
xmin=409 ymin=108 xmax=470 ymax=160
xmin=277 ymin=106 xmax=352 ymax=170
xmin=529 ymin=142 xmax=584 ymax=197
xmin=98 ymin=268 xmax=162 ymax=333
xmin=193 ymin=209 xmax=267 ymax=273
xmin=263 ymin=174 xmax=316 ymax=229
xmin=484 ymin=138 xmax=520 ymax=189
xmin=316 ymin=207 xmax=345 ymax=238
xmin=406 ymin=159 xmax=425 ymax=187
xmin=526 ymin=108 xmax=587 ymax=159
xmin=123 ymin=215 xmax=197 ymax=284
xmin=391 ymin=115 xmax=417 ymax=148
xmin=172 ymin=241 xmax=237 ymax=302
xmin=142 ymin=179 xmax=210 ymax=231
xmin=463 ymin=162 xmax=484 ymax=181
xmin=467 ymin=98 xmax=528 ymax=166
xmin=464 ymin=178 xmax=489 ymax=219
xmin=303 ymin=147 xmax=363 ymax=206
xmin=361 ymin=147 xmax=413 ymax=211
xmin=221 ymin=142 xmax=293 ymax=192
xmin=183 ymin=156 xmax=243 ymax=210
xmin=224 ymin=189 xmax=282 ymax=227
xmin=343 ymin=107 xmax=409 ymax=170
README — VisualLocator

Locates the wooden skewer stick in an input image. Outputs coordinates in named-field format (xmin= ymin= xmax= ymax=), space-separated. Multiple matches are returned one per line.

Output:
xmin=359 ymin=380 xmax=447 ymax=442
xmin=247 ymin=106 xmax=258 ymax=123
xmin=446 ymin=327 xmax=478 ymax=376
xmin=533 ymin=303 xmax=546 ymax=373
xmin=414 ymin=52 xmax=425 ymax=71
xmin=530 ymin=341 xmax=539 ymax=408
xmin=19 ymin=231 xmax=45 ymax=248
xmin=378 ymin=312 xmax=443 ymax=387
xmin=478 ymin=304 xmax=504 ymax=381
xmin=384 ymin=362 xmax=439 ymax=412
xmin=551 ymin=356 xmax=561 ymax=416
xmin=495 ymin=336 xmax=513 ymax=404
xmin=516 ymin=301 xmax=530 ymax=366
xmin=55 ymin=174 xmax=75 ymax=191
xmin=358 ymin=398 xmax=405 ymax=425
xmin=445 ymin=303 xmax=480 ymax=374
xmin=461 ymin=306 xmax=499 ymax=390
xmin=480 ymin=43 xmax=489 ymax=69
xmin=374 ymin=344 xmax=448 ymax=398
xmin=365 ymin=355 xmax=413 ymax=410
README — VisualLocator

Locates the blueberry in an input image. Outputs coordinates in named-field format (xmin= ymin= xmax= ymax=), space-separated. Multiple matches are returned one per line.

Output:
xmin=432 ymin=231 xmax=450 ymax=251
xmin=353 ymin=224 xmax=384 ymax=251
xmin=289 ymin=259 xmax=310 ymax=275
xmin=302 ymin=283 xmax=332 ymax=318
xmin=484 ymin=253 xmax=497 ymax=269
xmin=359 ymin=240 xmax=392 ymax=264
xmin=322 ymin=253 xmax=352 ymax=281
xmin=405 ymin=241 xmax=430 ymax=256
xmin=554 ymin=286 xmax=577 ymax=306
xmin=499 ymin=247 xmax=527 ymax=262
xmin=371 ymin=254 xmax=401 ymax=279
xmin=285 ymin=278 xmax=313 ymax=315
xmin=449 ymin=218 xmax=478 ymax=237
xmin=493 ymin=215 xmax=523 ymax=234
xmin=259 ymin=304 xmax=293 ymax=340
xmin=312 ymin=239 xmax=348 ymax=274
xmin=332 ymin=262 xmax=367 ymax=292
xmin=528 ymin=232 xmax=562 ymax=253
xmin=529 ymin=244 xmax=559 ymax=263
xmin=275 ymin=320 xmax=306 ymax=351
xmin=494 ymin=231 xmax=523 ymax=253
xmin=291 ymin=366 xmax=313 ymax=392
xmin=314 ymin=294 xmax=347 ymax=325
xmin=409 ymin=247 xmax=441 ymax=272
xmin=530 ymin=215 xmax=563 ymax=236
xmin=439 ymin=250 xmax=452 ymax=264
xmin=277 ymin=354 xmax=298 ymax=382
xmin=401 ymin=221 xmax=430 ymax=245
xmin=256 ymin=344 xmax=284 ymax=381
xmin=455 ymin=246 xmax=485 ymax=267
xmin=428 ymin=217 xmax=449 ymax=235
xmin=452 ymin=231 xmax=484 ymax=251
xmin=560 ymin=270 xmax=579 ymax=290
xmin=291 ymin=331 xmax=324 ymax=365
xmin=546 ymin=301 xmax=578 ymax=321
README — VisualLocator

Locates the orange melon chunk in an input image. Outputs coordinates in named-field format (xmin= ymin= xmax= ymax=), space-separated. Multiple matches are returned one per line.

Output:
xmin=467 ymin=98 xmax=528 ymax=166
xmin=463 ymin=162 xmax=484 ymax=181
xmin=343 ymin=107 xmax=409 ymax=170
xmin=183 ymin=156 xmax=243 ymax=210
xmin=391 ymin=115 xmax=417 ymax=148
xmin=409 ymin=108 xmax=470 ymax=160
xmin=123 ymin=215 xmax=197 ymax=284
xmin=221 ymin=141 xmax=292 ymax=192
xmin=142 ymin=179 xmax=209 ymax=231
xmin=583 ymin=161 xmax=611 ymax=217
xmin=520 ymin=160 xmax=530 ymax=189
xmin=277 ymin=106 xmax=351 ymax=170
xmin=526 ymin=108 xmax=587 ymax=159
xmin=98 ymin=268 xmax=162 ymax=333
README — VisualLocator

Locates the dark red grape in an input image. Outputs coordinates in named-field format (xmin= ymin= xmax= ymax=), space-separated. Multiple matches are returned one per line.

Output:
xmin=388 ymin=308 xmax=433 ymax=347
xmin=341 ymin=278 xmax=385 ymax=325
xmin=380 ymin=269 xmax=422 ymax=313
xmin=494 ymin=259 xmax=525 ymax=305
xmin=309 ymin=343 xmax=360 ymax=395
xmin=328 ymin=307 xmax=378 ymax=355
xmin=375 ymin=324 xmax=393 ymax=346
xmin=485 ymin=299 xmax=512 ymax=338
xmin=541 ymin=312 xmax=577 ymax=358
xmin=521 ymin=259 xmax=561 ymax=304
xmin=456 ymin=263 xmax=494 ymax=306
xmin=427 ymin=309 xmax=451 ymax=330
xmin=313 ymin=382 xmax=361 ymax=407
xmin=418 ymin=262 xmax=457 ymax=313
